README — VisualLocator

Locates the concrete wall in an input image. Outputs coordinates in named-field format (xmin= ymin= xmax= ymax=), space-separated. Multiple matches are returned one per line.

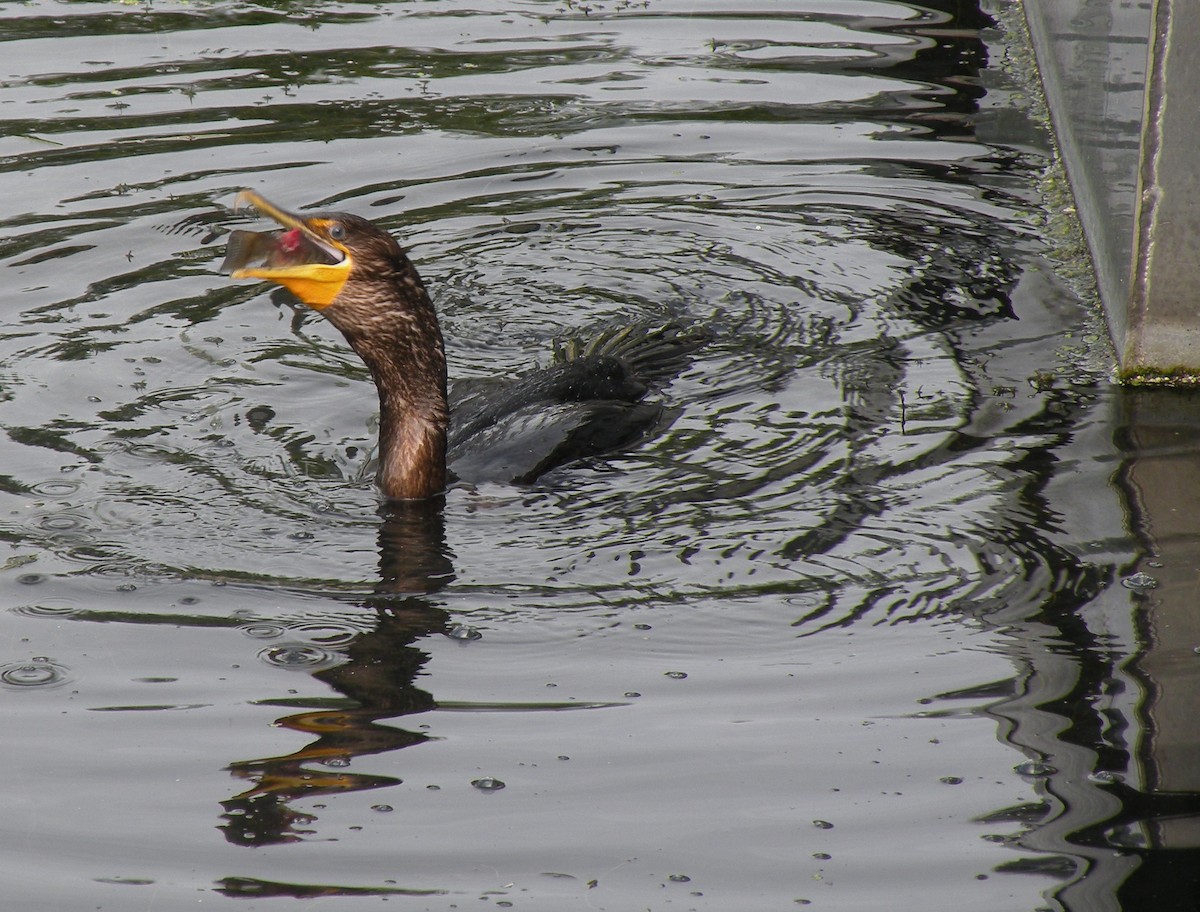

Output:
xmin=1023 ymin=0 xmax=1200 ymax=378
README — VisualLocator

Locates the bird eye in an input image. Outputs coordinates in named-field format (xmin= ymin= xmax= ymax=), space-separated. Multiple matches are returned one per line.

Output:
xmin=328 ymin=223 xmax=346 ymax=241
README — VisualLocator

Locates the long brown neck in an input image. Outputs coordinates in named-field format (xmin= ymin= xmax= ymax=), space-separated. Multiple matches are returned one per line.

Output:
xmin=324 ymin=266 xmax=449 ymax=501
xmin=375 ymin=383 xmax=448 ymax=500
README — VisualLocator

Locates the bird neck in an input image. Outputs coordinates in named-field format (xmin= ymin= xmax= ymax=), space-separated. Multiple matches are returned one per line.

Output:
xmin=327 ymin=275 xmax=449 ymax=501
xmin=375 ymin=385 xmax=448 ymax=500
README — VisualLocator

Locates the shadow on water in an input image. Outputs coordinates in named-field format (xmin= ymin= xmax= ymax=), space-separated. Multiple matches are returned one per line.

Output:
xmin=1 ymin=0 xmax=1200 ymax=908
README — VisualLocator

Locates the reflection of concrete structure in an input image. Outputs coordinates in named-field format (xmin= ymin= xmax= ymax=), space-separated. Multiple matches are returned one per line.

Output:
xmin=992 ymin=388 xmax=1200 ymax=910
xmin=1022 ymin=1 xmax=1200 ymax=376
xmin=1116 ymin=391 xmax=1200 ymax=853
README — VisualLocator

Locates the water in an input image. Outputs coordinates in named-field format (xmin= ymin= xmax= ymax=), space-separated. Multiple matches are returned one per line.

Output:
xmin=1 ymin=1 xmax=1196 ymax=910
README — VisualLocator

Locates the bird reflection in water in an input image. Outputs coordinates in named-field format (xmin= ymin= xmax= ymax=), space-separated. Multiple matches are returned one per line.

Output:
xmin=220 ymin=499 xmax=455 ymax=847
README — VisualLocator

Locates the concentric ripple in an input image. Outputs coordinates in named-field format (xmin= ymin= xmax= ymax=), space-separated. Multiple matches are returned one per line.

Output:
xmin=0 ymin=0 xmax=1107 ymax=631
xmin=0 ymin=659 xmax=71 ymax=689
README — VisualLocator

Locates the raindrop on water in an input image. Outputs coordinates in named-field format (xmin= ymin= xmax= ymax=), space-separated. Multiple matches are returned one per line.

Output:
xmin=239 ymin=623 xmax=287 ymax=640
xmin=292 ymin=622 xmax=358 ymax=646
xmin=447 ymin=624 xmax=482 ymax=641
xmin=0 ymin=659 xmax=69 ymax=688
xmin=1088 ymin=770 xmax=1124 ymax=785
xmin=471 ymin=777 xmax=505 ymax=791
xmin=664 ymin=671 xmax=687 ymax=679
xmin=257 ymin=643 xmax=343 ymax=670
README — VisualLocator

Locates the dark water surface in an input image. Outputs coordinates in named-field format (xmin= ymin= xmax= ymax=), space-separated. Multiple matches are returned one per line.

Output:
xmin=1 ymin=1 xmax=1196 ymax=910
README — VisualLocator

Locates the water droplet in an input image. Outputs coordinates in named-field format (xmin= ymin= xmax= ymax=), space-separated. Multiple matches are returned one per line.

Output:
xmin=371 ymin=804 xmax=394 ymax=813
xmin=664 ymin=671 xmax=687 ymax=679
xmin=116 ymin=583 xmax=137 ymax=592
xmin=634 ymin=623 xmax=652 ymax=630
xmin=447 ymin=624 xmax=482 ymax=641
xmin=812 ymin=820 xmax=834 ymax=830
xmin=1088 ymin=770 xmax=1124 ymax=785
xmin=288 ymin=531 xmax=315 ymax=542
xmin=1014 ymin=760 xmax=1056 ymax=778
xmin=557 ymin=755 xmax=570 ymax=761
xmin=257 ymin=643 xmax=344 ymax=671
xmin=813 ymin=852 xmax=831 ymax=860
xmin=624 ymin=691 xmax=641 ymax=698
xmin=0 ymin=659 xmax=69 ymax=688
xmin=426 ymin=784 xmax=441 ymax=791
xmin=239 ymin=623 xmax=287 ymax=640
xmin=1121 ymin=572 xmax=1158 ymax=590
xmin=668 ymin=874 xmax=691 ymax=883
xmin=472 ymin=777 xmax=505 ymax=791
xmin=940 ymin=776 xmax=964 ymax=785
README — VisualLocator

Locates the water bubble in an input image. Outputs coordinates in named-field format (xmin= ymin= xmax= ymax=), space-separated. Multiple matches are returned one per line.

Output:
xmin=471 ymin=777 xmax=505 ymax=791
xmin=812 ymin=820 xmax=834 ymax=830
xmin=812 ymin=853 xmax=831 ymax=860
xmin=664 ymin=671 xmax=688 ymax=679
xmin=667 ymin=874 xmax=691 ymax=883
xmin=371 ymin=804 xmax=394 ymax=813
xmin=0 ymin=659 xmax=69 ymax=688
xmin=1121 ymin=572 xmax=1158 ymax=591
xmin=447 ymin=624 xmax=482 ymax=641
xmin=1014 ymin=760 xmax=1057 ymax=779
xmin=257 ymin=643 xmax=344 ymax=671
xmin=624 ymin=691 xmax=642 ymax=698
xmin=940 ymin=776 xmax=964 ymax=785
xmin=323 ymin=757 xmax=351 ymax=768
xmin=239 ymin=623 xmax=287 ymax=640
xmin=634 ymin=623 xmax=652 ymax=630
xmin=17 ymin=573 xmax=47 ymax=585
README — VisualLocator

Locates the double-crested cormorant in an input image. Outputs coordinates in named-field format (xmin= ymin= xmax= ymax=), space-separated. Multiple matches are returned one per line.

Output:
xmin=222 ymin=190 xmax=700 ymax=500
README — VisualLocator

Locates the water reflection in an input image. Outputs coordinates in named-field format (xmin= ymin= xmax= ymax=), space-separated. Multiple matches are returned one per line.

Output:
xmin=4 ymin=0 xmax=1195 ymax=908
xmin=223 ymin=501 xmax=452 ymax=846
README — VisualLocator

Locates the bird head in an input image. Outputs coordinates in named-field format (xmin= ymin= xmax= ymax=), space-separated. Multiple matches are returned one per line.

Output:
xmin=223 ymin=189 xmax=403 ymax=310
